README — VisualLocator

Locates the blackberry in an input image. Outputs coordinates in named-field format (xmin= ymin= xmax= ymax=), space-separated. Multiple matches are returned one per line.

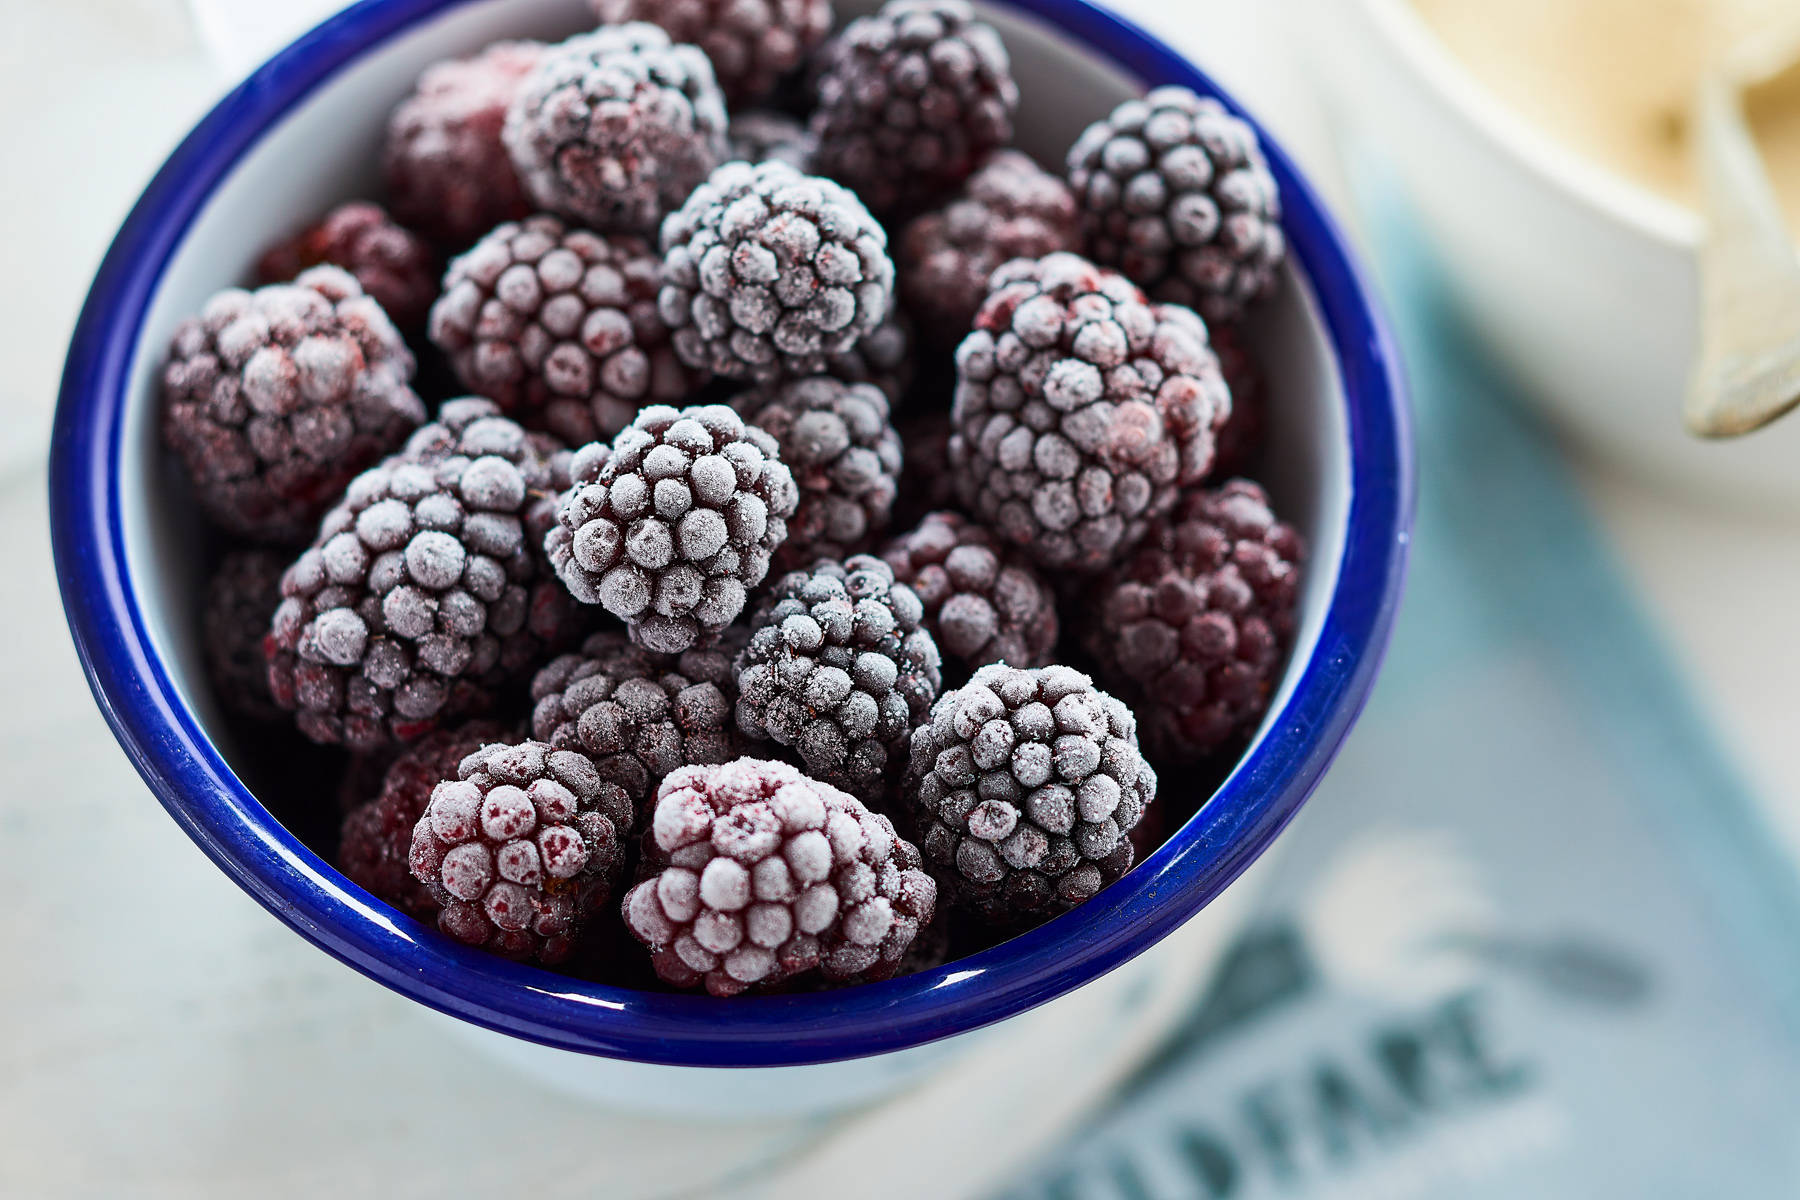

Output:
xmin=899 ymin=150 xmax=1080 ymax=345
xmin=257 ymin=202 xmax=439 ymax=331
xmin=337 ymin=718 xmax=513 ymax=918
xmin=622 ymin=758 xmax=937 ymax=995
xmin=546 ymin=404 xmax=798 ymax=653
xmin=880 ymin=511 xmax=1057 ymax=672
xmin=741 ymin=377 xmax=902 ymax=572
xmin=159 ymin=266 xmax=425 ymax=544
xmin=589 ymin=0 xmax=831 ymax=106
xmin=1209 ymin=322 xmax=1264 ymax=478
xmin=410 ymin=740 xmax=629 ymax=964
xmin=734 ymin=554 xmax=941 ymax=802
xmin=948 ymin=252 xmax=1230 ymax=572
xmin=1086 ymin=479 xmax=1302 ymax=761
xmin=384 ymin=41 xmax=543 ymax=247
xmin=893 ymin=409 xmax=958 ymax=527
xmin=810 ymin=0 xmax=1018 ymax=217
xmin=267 ymin=398 xmax=582 ymax=749
xmin=823 ymin=306 xmax=914 ymax=409
xmin=1066 ymin=87 xmax=1285 ymax=322
xmin=504 ymin=24 xmax=727 ymax=234
xmin=428 ymin=215 xmax=702 ymax=446
xmin=530 ymin=629 xmax=743 ymax=820
xmin=727 ymin=109 xmax=818 ymax=172
xmin=905 ymin=663 xmax=1155 ymax=922
xmin=657 ymin=160 xmax=895 ymax=384
xmin=201 ymin=550 xmax=288 ymax=723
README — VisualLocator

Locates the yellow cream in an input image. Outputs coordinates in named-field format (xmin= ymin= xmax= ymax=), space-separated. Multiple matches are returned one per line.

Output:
xmin=1410 ymin=0 xmax=1800 ymax=234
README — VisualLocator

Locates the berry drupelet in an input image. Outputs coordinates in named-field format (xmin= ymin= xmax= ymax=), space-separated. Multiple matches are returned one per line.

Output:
xmin=588 ymin=0 xmax=832 ymax=106
xmin=948 ymin=252 xmax=1231 ymax=572
xmin=383 ymin=41 xmax=543 ymax=247
xmin=266 ymin=398 xmax=581 ymax=750
xmin=546 ymin=404 xmax=799 ymax=653
xmin=530 ymin=629 xmax=742 ymax=821
xmin=899 ymin=150 xmax=1080 ymax=345
xmin=1066 ymin=86 xmax=1285 ymax=323
xmin=657 ymin=160 xmax=895 ymax=385
xmin=906 ymin=663 xmax=1155 ymax=922
xmin=810 ymin=0 xmax=1019 ymax=217
xmin=1086 ymin=479 xmax=1302 ymax=761
xmin=160 ymin=266 xmax=425 ymax=544
xmin=622 ymin=758 xmax=937 ymax=995
xmin=428 ymin=215 xmax=701 ymax=446
xmin=410 ymin=740 xmax=629 ymax=964
xmin=256 ymin=202 xmax=439 ymax=331
xmin=503 ymin=24 xmax=727 ymax=234
xmin=734 ymin=554 xmax=941 ymax=802
xmin=880 ymin=510 xmax=1058 ymax=673
xmin=741 ymin=376 xmax=903 ymax=572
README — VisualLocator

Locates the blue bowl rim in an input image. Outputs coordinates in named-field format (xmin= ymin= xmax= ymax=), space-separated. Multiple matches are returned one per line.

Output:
xmin=50 ymin=0 xmax=1413 ymax=1067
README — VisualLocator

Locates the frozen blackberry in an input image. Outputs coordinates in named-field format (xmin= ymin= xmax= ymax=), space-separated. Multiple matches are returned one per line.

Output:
xmin=899 ymin=151 xmax=1080 ymax=345
xmin=589 ymin=0 xmax=831 ymax=106
xmin=880 ymin=511 xmax=1057 ymax=672
xmin=622 ymin=758 xmax=937 ymax=995
xmin=741 ymin=377 xmax=902 ymax=572
xmin=823 ymin=306 xmax=914 ymax=409
xmin=734 ymin=555 xmax=941 ymax=802
xmin=727 ymin=110 xmax=818 ymax=171
xmin=257 ymin=202 xmax=439 ymax=331
xmin=1066 ymin=87 xmax=1285 ymax=323
xmin=905 ymin=663 xmax=1155 ymax=921
xmin=201 ymin=550 xmax=288 ymax=723
xmin=1087 ymin=479 xmax=1302 ymax=761
xmin=337 ymin=718 xmax=512 ymax=918
xmin=160 ymin=266 xmax=425 ymax=544
xmin=546 ymin=404 xmax=799 ymax=653
xmin=810 ymin=0 xmax=1018 ymax=217
xmin=948 ymin=252 xmax=1230 ymax=572
xmin=504 ymin=24 xmax=727 ymax=234
xmin=530 ymin=629 xmax=742 ymax=820
xmin=267 ymin=398 xmax=582 ymax=750
xmin=429 ymin=215 xmax=703 ymax=446
xmin=410 ymin=740 xmax=629 ymax=964
xmin=657 ymin=160 xmax=895 ymax=385
xmin=384 ymin=41 xmax=543 ymax=247
xmin=893 ymin=410 xmax=959 ymax=527
xmin=1209 ymin=322 xmax=1263 ymax=478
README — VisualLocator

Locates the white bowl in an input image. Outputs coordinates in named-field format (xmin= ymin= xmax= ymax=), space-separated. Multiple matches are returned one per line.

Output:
xmin=1293 ymin=0 xmax=1800 ymax=510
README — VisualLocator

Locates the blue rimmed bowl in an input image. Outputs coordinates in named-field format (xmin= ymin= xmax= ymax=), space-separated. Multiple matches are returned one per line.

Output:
xmin=51 ymin=0 xmax=1410 ymax=1114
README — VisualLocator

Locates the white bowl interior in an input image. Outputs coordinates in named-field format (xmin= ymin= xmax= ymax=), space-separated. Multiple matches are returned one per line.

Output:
xmin=120 ymin=0 xmax=1349 ymax=841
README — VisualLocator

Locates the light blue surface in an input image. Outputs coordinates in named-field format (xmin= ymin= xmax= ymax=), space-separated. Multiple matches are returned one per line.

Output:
xmin=996 ymin=205 xmax=1800 ymax=1198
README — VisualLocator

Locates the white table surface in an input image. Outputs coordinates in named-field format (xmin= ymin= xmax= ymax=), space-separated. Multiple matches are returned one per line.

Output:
xmin=4 ymin=1 xmax=1799 ymax=1196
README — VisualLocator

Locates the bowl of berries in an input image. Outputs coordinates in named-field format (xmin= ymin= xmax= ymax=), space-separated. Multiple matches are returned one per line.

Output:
xmin=51 ymin=0 xmax=1409 ymax=1114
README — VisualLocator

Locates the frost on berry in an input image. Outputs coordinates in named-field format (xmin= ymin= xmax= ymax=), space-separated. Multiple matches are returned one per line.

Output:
xmin=881 ymin=510 xmax=1058 ymax=674
xmin=590 ymin=0 xmax=831 ymax=106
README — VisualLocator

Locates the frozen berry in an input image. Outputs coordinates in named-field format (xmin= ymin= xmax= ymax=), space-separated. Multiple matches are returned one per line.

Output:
xmin=741 ymin=377 xmax=902 ymax=571
xmin=504 ymin=24 xmax=727 ymax=234
xmin=1086 ymin=479 xmax=1302 ymax=760
xmin=880 ymin=511 xmax=1058 ymax=672
xmin=266 ymin=398 xmax=582 ymax=749
xmin=384 ymin=41 xmax=543 ymax=247
xmin=822 ymin=305 xmax=915 ymax=410
xmin=622 ymin=758 xmax=936 ymax=994
xmin=735 ymin=555 xmax=941 ymax=802
xmin=257 ymin=202 xmax=439 ymax=330
xmin=530 ymin=629 xmax=743 ymax=821
xmin=428 ymin=215 xmax=703 ymax=446
xmin=905 ymin=663 xmax=1155 ymax=922
xmin=202 ymin=550 xmax=288 ymax=723
xmin=589 ymin=0 xmax=831 ymax=106
xmin=410 ymin=740 xmax=629 ymax=963
xmin=657 ymin=160 xmax=894 ymax=385
xmin=160 ymin=266 xmax=425 ymax=543
xmin=949 ymin=252 xmax=1230 ymax=571
xmin=810 ymin=0 xmax=1018 ymax=216
xmin=546 ymin=404 xmax=799 ymax=653
xmin=899 ymin=151 xmax=1079 ymax=344
xmin=1066 ymin=87 xmax=1284 ymax=322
